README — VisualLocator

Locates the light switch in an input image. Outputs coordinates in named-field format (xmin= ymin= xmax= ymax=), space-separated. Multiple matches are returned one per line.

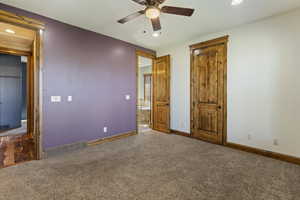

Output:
xmin=21 ymin=56 xmax=28 ymax=63
xmin=51 ymin=96 xmax=61 ymax=102
xmin=125 ymin=95 xmax=131 ymax=100
xmin=68 ymin=96 xmax=72 ymax=102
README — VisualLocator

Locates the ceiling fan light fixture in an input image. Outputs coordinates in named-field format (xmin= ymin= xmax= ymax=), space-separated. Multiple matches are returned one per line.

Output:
xmin=145 ymin=7 xmax=161 ymax=19
xmin=118 ymin=1 xmax=195 ymax=32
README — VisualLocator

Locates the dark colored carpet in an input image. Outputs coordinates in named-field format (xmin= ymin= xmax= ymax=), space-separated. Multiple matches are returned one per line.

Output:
xmin=0 ymin=131 xmax=300 ymax=200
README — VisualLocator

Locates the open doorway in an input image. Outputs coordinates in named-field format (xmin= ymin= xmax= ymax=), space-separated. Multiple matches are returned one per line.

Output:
xmin=136 ymin=51 xmax=171 ymax=134
xmin=0 ymin=54 xmax=28 ymax=136
xmin=136 ymin=51 xmax=155 ymax=133
xmin=137 ymin=55 xmax=153 ymax=132
xmin=0 ymin=10 xmax=44 ymax=168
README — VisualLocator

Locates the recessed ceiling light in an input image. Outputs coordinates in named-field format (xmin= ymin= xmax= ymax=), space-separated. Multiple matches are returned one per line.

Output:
xmin=5 ymin=29 xmax=15 ymax=34
xmin=152 ymin=31 xmax=161 ymax=37
xmin=231 ymin=0 xmax=243 ymax=6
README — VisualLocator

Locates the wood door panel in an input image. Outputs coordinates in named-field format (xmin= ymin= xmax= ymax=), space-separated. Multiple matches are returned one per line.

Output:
xmin=198 ymin=51 xmax=218 ymax=103
xmin=197 ymin=109 xmax=218 ymax=133
xmin=191 ymin=37 xmax=228 ymax=144
xmin=154 ymin=105 xmax=169 ymax=131
xmin=153 ymin=55 xmax=170 ymax=133
xmin=156 ymin=62 xmax=168 ymax=101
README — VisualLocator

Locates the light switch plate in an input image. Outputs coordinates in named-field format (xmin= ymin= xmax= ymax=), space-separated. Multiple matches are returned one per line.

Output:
xmin=68 ymin=96 xmax=72 ymax=102
xmin=21 ymin=56 xmax=28 ymax=63
xmin=51 ymin=96 xmax=61 ymax=102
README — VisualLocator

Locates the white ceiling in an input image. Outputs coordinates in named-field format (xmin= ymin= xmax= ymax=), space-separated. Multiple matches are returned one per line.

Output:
xmin=2 ymin=0 xmax=300 ymax=50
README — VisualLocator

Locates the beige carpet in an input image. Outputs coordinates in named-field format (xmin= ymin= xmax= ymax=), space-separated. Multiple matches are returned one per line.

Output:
xmin=0 ymin=130 xmax=300 ymax=200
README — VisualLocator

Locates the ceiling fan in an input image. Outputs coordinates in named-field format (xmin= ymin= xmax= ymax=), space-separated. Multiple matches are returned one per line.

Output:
xmin=118 ymin=0 xmax=195 ymax=32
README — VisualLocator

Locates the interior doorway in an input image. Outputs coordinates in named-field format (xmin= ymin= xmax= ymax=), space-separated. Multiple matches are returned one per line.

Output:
xmin=190 ymin=36 xmax=228 ymax=144
xmin=0 ymin=10 xmax=44 ymax=168
xmin=136 ymin=50 xmax=171 ymax=134
xmin=137 ymin=52 xmax=154 ymax=133
xmin=0 ymin=54 xmax=28 ymax=136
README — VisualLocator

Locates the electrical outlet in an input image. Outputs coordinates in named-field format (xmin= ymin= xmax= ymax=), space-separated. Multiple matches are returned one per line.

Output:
xmin=103 ymin=127 xmax=108 ymax=133
xmin=273 ymin=139 xmax=279 ymax=146
xmin=125 ymin=95 xmax=131 ymax=100
xmin=247 ymin=134 xmax=252 ymax=140
xmin=180 ymin=122 xmax=185 ymax=129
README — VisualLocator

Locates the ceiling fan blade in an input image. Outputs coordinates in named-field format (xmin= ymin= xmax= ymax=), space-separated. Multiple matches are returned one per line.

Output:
xmin=131 ymin=0 xmax=147 ymax=5
xmin=118 ymin=11 xmax=145 ymax=24
xmin=161 ymin=6 xmax=195 ymax=16
xmin=151 ymin=17 xmax=161 ymax=31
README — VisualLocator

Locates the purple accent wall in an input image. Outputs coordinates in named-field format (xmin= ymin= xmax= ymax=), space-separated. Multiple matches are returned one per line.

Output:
xmin=0 ymin=3 xmax=155 ymax=149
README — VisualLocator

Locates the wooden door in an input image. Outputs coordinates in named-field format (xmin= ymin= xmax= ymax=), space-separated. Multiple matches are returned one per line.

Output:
xmin=191 ymin=37 xmax=228 ymax=144
xmin=153 ymin=55 xmax=170 ymax=133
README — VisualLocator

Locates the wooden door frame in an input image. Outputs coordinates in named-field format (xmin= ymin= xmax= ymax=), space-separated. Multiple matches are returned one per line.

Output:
xmin=0 ymin=9 xmax=45 ymax=159
xmin=190 ymin=36 xmax=229 ymax=145
xmin=136 ymin=50 xmax=156 ymax=134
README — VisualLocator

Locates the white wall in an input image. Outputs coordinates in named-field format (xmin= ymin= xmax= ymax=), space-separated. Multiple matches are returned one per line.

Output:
xmin=157 ymin=9 xmax=300 ymax=157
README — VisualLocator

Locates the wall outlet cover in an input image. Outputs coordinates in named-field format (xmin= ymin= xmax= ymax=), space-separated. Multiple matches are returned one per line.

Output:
xmin=247 ymin=134 xmax=252 ymax=140
xmin=103 ymin=127 xmax=108 ymax=133
xmin=125 ymin=95 xmax=131 ymax=100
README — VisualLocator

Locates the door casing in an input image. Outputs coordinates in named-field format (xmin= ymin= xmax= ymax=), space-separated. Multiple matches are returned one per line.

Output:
xmin=190 ymin=36 xmax=228 ymax=145
xmin=135 ymin=51 xmax=171 ymax=134
xmin=136 ymin=50 xmax=156 ymax=133
xmin=0 ymin=9 xmax=45 ymax=160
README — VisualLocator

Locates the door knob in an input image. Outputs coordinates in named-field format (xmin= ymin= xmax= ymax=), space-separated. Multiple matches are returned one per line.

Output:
xmin=218 ymin=106 xmax=222 ymax=109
